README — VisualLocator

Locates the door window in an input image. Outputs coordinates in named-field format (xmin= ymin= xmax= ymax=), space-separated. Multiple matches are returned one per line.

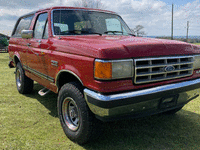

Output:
xmin=12 ymin=15 xmax=34 ymax=37
xmin=43 ymin=21 xmax=48 ymax=39
xmin=34 ymin=13 xmax=48 ymax=39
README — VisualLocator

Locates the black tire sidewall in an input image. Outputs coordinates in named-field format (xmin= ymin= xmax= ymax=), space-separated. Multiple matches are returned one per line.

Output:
xmin=58 ymin=82 xmax=94 ymax=144
xmin=15 ymin=63 xmax=33 ymax=94
xmin=15 ymin=63 xmax=25 ymax=93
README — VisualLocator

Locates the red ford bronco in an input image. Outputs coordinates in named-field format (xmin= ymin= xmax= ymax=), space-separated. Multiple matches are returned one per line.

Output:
xmin=8 ymin=6 xmax=200 ymax=144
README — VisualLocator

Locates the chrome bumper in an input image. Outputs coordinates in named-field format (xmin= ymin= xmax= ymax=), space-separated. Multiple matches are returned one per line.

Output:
xmin=84 ymin=78 xmax=200 ymax=120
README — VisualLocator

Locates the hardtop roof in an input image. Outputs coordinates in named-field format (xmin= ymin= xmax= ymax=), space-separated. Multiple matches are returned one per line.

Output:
xmin=43 ymin=6 xmax=116 ymax=14
xmin=20 ymin=6 xmax=117 ymax=18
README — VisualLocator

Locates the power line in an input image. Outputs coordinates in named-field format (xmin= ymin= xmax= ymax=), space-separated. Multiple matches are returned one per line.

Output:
xmin=186 ymin=21 xmax=189 ymax=42
xmin=171 ymin=3 xmax=174 ymax=40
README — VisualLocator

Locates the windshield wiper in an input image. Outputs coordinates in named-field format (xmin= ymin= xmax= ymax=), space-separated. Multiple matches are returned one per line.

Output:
xmin=104 ymin=31 xmax=123 ymax=34
xmin=88 ymin=32 xmax=102 ymax=36
xmin=104 ymin=31 xmax=135 ymax=36
xmin=66 ymin=30 xmax=102 ymax=36
xmin=128 ymin=33 xmax=136 ymax=36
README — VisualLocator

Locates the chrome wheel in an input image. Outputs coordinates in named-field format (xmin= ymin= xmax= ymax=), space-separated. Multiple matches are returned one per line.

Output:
xmin=62 ymin=97 xmax=79 ymax=131
xmin=16 ymin=69 xmax=22 ymax=88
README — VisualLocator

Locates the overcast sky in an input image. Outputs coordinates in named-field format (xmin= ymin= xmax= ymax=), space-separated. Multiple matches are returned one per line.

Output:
xmin=0 ymin=0 xmax=199 ymax=37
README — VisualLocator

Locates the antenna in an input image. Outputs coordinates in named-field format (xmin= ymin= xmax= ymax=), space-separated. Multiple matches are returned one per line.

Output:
xmin=186 ymin=21 xmax=189 ymax=42
xmin=171 ymin=3 xmax=174 ymax=40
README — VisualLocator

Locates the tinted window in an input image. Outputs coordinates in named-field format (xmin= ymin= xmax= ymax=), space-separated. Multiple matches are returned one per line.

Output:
xmin=34 ymin=13 xmax=48 ymax=39
xmin=13 ymin=15 xmax=33 ymax=37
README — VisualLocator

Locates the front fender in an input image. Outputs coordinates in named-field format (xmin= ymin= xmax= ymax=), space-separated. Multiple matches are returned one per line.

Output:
xmin=13 ymin=52 xmax=21 ymax=66
xmin=55 ymin=64 xmax=83 ymax=88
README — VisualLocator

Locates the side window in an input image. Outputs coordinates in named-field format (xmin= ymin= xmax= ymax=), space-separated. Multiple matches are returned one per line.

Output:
xmin=34 ymin=13 xmax=48 ymax=39
xmin=12 ymin=15 xmax=33 ymax=37
xmin=122 ymin=26 xmax=128 ymax=35
xmin=43 ymin=21 xmax=48 ymax=39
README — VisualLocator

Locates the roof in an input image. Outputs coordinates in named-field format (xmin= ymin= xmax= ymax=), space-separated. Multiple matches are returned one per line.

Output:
xmin=18 ymin=6 xmax=117 ymax=20
xmin=29 ymin=6 xmax=116 ymax=15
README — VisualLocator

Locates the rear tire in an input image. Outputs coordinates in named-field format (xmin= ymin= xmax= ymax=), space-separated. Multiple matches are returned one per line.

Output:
xmin=58 ymin=82 xmax=101 ymax=145
xmin=15 ymin=63 xmax=33 ymax=94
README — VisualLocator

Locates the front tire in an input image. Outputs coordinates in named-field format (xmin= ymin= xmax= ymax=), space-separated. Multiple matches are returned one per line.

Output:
xmin=58 ymin=82 xmax=100 ymax=144
xmin=15 ymin=63 xmax=33 ymax=94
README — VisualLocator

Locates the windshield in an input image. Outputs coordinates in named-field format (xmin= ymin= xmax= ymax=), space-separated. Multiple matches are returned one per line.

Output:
xmin=52 ymin=10 xmax=133 ymax=36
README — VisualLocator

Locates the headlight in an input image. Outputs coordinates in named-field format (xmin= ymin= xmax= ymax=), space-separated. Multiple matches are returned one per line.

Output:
xmin=194 ymin=55 xmax=200 ymax=69
xmin=94 ymin=59 xmax=133 ymax=80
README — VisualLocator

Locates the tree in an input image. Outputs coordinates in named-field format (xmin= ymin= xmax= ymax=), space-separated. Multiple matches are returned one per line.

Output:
xmin=0 ymin=37 xmax=9 ymax=47
xmin=73 ymin=0 xmax=105 ymax=9
xmin=133 ymin=25 xmax=146 ymax=37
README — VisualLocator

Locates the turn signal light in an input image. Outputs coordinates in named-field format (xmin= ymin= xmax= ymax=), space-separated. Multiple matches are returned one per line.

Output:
xmin=94 ymin=61 xmax=112 ymax=79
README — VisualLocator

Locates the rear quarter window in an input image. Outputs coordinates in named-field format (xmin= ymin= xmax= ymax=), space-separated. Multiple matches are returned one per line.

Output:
xmin=12 ymin=15 xmax=34 ymax=37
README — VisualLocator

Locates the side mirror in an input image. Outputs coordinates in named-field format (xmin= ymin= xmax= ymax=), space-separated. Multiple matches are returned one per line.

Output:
xmin=21 ymin=30 xmax=33 ymax=39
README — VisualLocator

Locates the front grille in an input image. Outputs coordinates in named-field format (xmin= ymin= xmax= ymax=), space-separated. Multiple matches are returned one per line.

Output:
xmin=134 ymin=56 xmax=194 ymax=84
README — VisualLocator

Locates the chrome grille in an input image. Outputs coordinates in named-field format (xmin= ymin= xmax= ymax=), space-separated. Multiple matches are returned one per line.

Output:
xmin=134 ymin=56 xmax=194 ymax=84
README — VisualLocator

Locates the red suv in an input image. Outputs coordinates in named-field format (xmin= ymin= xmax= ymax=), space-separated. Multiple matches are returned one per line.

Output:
xmin=8 ymin=6 xmax=200 ymax=144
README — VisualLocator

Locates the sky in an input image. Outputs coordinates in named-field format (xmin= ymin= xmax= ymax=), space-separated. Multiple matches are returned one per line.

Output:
xmin=0 ymin=0 xmax=199 ymax=37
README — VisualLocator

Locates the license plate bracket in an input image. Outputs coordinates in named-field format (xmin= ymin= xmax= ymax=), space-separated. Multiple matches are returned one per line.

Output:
xmin=159 ymin=94 xmax=179 ymax=109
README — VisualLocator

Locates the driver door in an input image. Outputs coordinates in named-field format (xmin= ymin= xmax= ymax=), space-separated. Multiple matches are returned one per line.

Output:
xmin=26 ymin=12 xmax=51 ymax=81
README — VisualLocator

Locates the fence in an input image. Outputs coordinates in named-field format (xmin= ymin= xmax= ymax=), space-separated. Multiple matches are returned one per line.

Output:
xmin=0 ymin=44 xmax=8 ymax=52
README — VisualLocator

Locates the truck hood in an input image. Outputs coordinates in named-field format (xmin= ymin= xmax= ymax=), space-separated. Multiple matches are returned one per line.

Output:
xmin=52 ymin=35 xmax=200 ymax=59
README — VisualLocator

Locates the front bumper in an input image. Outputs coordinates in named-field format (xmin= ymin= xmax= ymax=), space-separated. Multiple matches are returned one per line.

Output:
xmin=84 ymin=78 xmax=200 ymax=121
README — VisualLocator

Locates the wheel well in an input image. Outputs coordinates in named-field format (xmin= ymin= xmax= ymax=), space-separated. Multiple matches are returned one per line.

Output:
xmin=14 ymin=56 xmax=20 ymax=65
xmin=57 ymin=72 xmax=83 ymax=91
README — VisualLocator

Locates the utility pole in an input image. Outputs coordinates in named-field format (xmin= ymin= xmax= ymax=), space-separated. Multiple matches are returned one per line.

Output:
xmin=186 ymin=21 xmax=189 ymax=42
xmin=171 ymin=3 xmax=174 ymax=40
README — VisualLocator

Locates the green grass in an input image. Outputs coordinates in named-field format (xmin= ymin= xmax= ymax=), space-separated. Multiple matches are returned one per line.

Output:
xmin=194 ymin=43 xmax=200 ymax=45
xmin=1 ymin=52 xmax=200 ymax=150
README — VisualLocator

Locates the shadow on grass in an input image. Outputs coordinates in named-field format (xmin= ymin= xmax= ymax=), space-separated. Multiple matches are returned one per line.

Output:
xmin=24 ymin=83 xmax=200 ymax=149
xmin=24 ymin=83 xmax=58 ymax=117
xmin=84 ymin=110 xmax=200 ymax=150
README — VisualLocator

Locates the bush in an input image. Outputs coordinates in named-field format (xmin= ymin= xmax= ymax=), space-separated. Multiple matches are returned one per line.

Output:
xmin=0 ymin=38 xmax=9 ymax=47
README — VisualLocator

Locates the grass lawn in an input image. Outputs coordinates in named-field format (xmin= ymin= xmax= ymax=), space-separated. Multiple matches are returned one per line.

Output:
xmin=1 ymin=52 xmax=200 ymax=150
